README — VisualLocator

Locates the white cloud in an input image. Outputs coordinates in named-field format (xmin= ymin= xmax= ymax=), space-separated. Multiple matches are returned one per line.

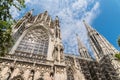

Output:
xmin=72 ymin=0 xmax=87 ymax=10
xmin=25 ymin=0 xmax=31 ymax=4
xmin=10 ymin=0 xmax=100 ymax=56
xmin=82 ymin=2 xmax=100 ymax=23
xmin=10 ymin=6 xmax=20 ymax=19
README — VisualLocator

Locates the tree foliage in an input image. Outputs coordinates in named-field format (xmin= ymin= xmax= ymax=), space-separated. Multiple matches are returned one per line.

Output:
xmin=0 ymin=0 xmax=25 ymax=56
xmin=118 ymin=36 xmax=120 ymax=47
xmin=115 ymin=36 xmax=120 ymax=60
xmin=115 ymin=53 xmax=120 ymax=60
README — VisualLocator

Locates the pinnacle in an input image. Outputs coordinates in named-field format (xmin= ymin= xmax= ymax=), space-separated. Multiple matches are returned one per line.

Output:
xmin=83 ymin=20 xmax=94 ymax=34
xmin=55 ymin=16 xmax=59 ymax=21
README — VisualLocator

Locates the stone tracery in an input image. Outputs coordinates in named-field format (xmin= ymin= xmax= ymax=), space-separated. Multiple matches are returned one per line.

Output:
xmin=0 ymin=10 xmax=120 ymax=80
xmin=17 ymin=26 xmax=49 ymax=55
xmin=67 ymin=67 xmax=74 ymax=80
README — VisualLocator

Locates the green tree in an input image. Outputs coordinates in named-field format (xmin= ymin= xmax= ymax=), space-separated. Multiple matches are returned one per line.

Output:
xmin=0 ymin=0 xmax=25 ymax=56
xmin=115 ymin=36 xmax=120 ymax=60
xmin=118 ymin=36 xmax=120 ymax=47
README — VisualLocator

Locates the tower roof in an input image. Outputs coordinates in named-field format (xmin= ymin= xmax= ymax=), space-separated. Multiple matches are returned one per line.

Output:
xmin=83 ymin=20 xmax=118 ymax=61
xmin=76 ymin=34 xmax=86 ymax=49
xmin=83 ymin=20 xmax=95 ymax=34
xmin=76 ymin=34 xmax=91 ymax=59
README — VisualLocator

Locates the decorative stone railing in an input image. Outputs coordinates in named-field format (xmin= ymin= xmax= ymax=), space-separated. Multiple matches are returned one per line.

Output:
xmin=4 ymin=50 xmax=53 ymax=65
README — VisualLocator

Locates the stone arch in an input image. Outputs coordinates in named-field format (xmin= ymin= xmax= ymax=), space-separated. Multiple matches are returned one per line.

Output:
xmin=16 ymin=25 xmax=50 ymax=55
xmin=27 ymin=23 xmax=53 ymax=37
xmin=67 ymin=67 xmax=74 ymax=80
xmin=11 ymin=75 xmax=24 ymax=80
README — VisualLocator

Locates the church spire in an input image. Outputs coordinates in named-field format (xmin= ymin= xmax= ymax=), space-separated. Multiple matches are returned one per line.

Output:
xmin=24 ymin=9 xmax=34 ymax=18
xmin=76 ymin=34 xmax=91 ymax=59
xmin=55 ymin=16 xmax=60 ymax=27
xmin=83 ymin=20 xmax=94 ymax=34
xmin=83 ymin=20 xmax=118 ymax=61
xmin=55 ymin=16 xmax=61 ymax=39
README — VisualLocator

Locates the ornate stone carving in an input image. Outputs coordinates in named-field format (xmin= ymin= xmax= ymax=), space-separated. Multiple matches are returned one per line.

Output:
xmin=11 ymin=75 xmax=24 ymax=80
xmin=0 ymin=11 xmax=120 ymax=80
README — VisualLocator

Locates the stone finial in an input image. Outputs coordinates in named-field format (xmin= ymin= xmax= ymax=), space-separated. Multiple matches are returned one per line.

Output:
xmin=55 ymin=16 xmax=59 ymax=26
xmin=24 ymin=9 xmax=34 ymax=18
xmin=83 ymin=20 xmax=93 ymax=33
xmin=55 ymin=16 xmax=59 ymax=21
xmin=44 ymin=11 xmax=48 ymax=16
xmin=30 ymin=9 xmax=34 ymax=14
xmin=76 ymin=34 xmax=85 ymax=49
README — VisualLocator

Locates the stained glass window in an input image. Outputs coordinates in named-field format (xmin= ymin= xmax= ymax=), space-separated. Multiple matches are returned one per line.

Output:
xmin=16 ymin=26 xmax=49 ymax=55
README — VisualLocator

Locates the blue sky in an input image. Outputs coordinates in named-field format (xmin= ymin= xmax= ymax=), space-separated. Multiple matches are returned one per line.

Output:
xmin=10 ymin=0 xmax=120 ymax=56
xmin=92 ymin=0 xmax=120 ymax=51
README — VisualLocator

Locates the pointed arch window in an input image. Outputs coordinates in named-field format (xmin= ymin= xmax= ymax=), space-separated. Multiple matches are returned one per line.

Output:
xmin=16 ymin=26 xmax=49 ymax=55
xmin=67 ymin=67 xmax=74 ymax=80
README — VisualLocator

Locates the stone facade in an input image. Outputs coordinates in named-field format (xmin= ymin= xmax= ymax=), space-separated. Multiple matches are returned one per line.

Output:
xmin=0 ymin=10 xmax=120 ymax=80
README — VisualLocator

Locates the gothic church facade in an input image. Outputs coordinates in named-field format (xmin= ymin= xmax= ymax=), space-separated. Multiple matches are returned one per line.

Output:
xmin=0 ymin=10 xmax=120 ymax=80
